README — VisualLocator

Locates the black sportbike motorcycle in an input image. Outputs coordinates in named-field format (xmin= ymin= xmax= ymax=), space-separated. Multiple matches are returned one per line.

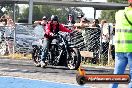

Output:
xmin=32 ymin=32 xmax=81 ymax=70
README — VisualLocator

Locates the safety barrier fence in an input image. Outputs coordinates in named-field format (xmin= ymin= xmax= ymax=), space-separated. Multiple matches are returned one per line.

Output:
xmin=71 ymin=27 xmax=101 ymax=64
xmin=0 ymin=24 xmax=34 ymax=55
xmin=71 ymin=25 xmax=115 ymax=65
xmin=0 ymin=24 xmax=115 ymax=65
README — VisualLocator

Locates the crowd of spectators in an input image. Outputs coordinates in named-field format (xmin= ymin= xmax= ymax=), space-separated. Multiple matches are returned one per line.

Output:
xmin=0 ymin=14 xmax=115 ymax=64
xmin=73 ymin=15 xmax=115 ymax=64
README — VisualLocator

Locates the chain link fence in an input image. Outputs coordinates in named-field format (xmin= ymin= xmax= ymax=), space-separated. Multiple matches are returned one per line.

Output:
xmin=71 ymin=24 xmax=115 ymax=65
xmin=0 ymin=24 xmax=115 ymax=65
xmin=0 ymin=26 xmax=14 ymax=55
xmin=71 ymin=27 xmax=101 ymax=64
xmin=0 ymin=24 xmax=35 ymax=56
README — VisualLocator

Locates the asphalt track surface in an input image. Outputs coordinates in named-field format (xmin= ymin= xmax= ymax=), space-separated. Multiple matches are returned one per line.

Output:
xmin=0 ymin=58 xmax=129 ymax=88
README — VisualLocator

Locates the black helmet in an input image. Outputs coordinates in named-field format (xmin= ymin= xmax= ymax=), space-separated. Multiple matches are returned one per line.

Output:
xmin=42 ymin=16 xmax=47 ymax=20
xmin=51 ymin=15 xmax=58 ymax=21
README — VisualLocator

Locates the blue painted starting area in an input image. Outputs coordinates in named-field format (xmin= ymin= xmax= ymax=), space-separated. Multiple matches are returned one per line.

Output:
xmin=0 ymin=76 xmax=88 ymax=88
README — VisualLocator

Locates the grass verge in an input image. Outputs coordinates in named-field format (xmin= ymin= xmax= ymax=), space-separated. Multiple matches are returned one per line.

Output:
xmin=0 ymin=53 xmax=32 ymax=60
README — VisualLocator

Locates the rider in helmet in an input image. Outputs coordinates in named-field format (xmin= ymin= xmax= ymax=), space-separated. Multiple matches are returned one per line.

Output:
xmin=40 ymin=15 xmax=72 ymax=68
xmin=51 ymin=15 xmax=58 ymax=22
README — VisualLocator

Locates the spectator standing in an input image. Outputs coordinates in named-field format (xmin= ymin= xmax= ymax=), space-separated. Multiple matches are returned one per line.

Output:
xmin=0 ymin=16 xmax=7 ymax=26
xmin=74 ymin=17 xmax=90 ymax=44
xmin=100 ymin=20 xmax=107 ymax=28
xmin=90 ymin=19 xmax=101 ymax=64
xmin=5 ymin=16 xmax=15 ymax=54
xmin=33 ymin=16 xmax=48 ymax=35
xmin=41 ymin=16 xmax=48 ymax=26
xmin=110 ymin=23 xmax=115 ymax=60
xmin=109 ymin=0 xmax=132 ymax=88
xmin=74 ymin=17 xmax=90 ymax=31
xmin=6 ymin=18 xmax=15 ymax=27
xmin=0 ymin=19 xmax=6 ymax=26
xmin=34 ymin=16 xmax=48 ymax=27
xmin=101 ymin=20 xmax=110 ymax=65
xmin=91 ymin=19 xmax=100 ymax=28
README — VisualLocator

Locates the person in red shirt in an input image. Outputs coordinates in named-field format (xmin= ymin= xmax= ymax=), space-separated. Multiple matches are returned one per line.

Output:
xmin=40 ymin=15 xmax=72 ymax=68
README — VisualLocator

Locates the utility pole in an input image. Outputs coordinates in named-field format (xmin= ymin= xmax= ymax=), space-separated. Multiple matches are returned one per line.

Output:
xmin=28 ymin=0 xmax=33 ymax=24
xmin=94 ymin=8 xmax=96 ymax=19
xmin=13 ymin=3 xmax=16 ymax=22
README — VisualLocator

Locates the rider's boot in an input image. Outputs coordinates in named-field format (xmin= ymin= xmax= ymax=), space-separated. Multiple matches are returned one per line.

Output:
xmin=34 ymin=62 xmax=41 ymax=67
xmin=40 ymin=61 xmax=47 ymax=68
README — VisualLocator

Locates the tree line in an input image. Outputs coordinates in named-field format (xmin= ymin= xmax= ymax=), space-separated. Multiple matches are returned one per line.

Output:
xmin=0 ymin=4 xmax=83 ymax=24
xmin=100 ymin=0 xmax=127 ymax=23
xmin=0 ymin=0 xmax=127 ymax=23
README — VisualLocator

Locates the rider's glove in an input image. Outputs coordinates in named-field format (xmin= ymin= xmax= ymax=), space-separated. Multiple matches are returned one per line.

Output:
xmin=49 ymin=33 xmax=54 ymax=37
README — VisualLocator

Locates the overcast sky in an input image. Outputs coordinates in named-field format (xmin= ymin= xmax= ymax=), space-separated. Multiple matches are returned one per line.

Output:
xmin=80 ymin=0 xmax=107 ymax=19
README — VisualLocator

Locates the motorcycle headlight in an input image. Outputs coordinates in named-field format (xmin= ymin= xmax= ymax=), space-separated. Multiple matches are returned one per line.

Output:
xmin=65 ymin=34 xmax=71 ymax=42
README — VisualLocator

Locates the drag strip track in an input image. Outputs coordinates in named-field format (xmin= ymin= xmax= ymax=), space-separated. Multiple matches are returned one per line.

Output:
xmin=0 ymin=59 xmax=77 ymax=76
xmin=0 ymin=58 xmax=113 ymax=76
xmin=0 ymin=58 xmax=128 ymax=88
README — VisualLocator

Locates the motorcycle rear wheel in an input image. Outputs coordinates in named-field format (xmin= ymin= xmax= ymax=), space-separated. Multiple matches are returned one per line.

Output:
xmin=32 ymin=45 xmax=41 ymax=67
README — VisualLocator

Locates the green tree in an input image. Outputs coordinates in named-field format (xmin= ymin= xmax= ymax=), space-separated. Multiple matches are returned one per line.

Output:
xmin=100 ymin=0 xmax=127 ymax=23
xmin=20 ymin=5 xmax=42 ymax=20
xmin=100 ymin=10 xmax=117 ymax=23
xmin=107 ymin=0 xmax=127 ymax=3
xmin=0 ymin=4 xmax=19 ymax=21
xmin=20 ymin=5 xmax=83 ymax=23
xmin=0 ymin=4 xmax=13 ymax=17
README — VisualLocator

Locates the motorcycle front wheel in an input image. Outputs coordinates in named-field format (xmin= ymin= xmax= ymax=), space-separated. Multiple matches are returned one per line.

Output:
xmin=67 ymin=48 xmax=81 ymax=70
